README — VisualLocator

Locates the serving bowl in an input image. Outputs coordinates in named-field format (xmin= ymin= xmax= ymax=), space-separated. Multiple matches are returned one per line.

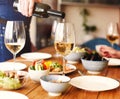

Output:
xmin=81 ymin=58 xmax=108 ymax=74
xmin=65 ymin=47 xmax=85 ymax=63
xmin=28 ymin=68 xmax=49 ymax=83
xmin=40 ymin=75 xmax=70 ymax=96
xmin=0 ymin=70 xmax=28 ymax=90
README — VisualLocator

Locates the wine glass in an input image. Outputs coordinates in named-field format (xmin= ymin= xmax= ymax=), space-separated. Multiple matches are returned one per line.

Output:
xmin=4 ymin=21 xmax=26 ymax=62
xmin=51 ymin=20 xmax=61 ymax=57
xmin=54 ymin=21 xmax=75 ymax=75
xmin=106 ymin=22 xmax=119 ymax=47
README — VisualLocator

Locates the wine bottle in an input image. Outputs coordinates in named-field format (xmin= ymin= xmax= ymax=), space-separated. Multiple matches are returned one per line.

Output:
xmin=13 ymin=2 xmax=65 ymax=18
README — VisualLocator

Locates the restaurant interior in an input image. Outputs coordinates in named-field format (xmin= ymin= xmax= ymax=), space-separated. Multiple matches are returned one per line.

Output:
xmin=30 ymin=0 xmax=120 ymax=50
xmin=1 ymin=0 xmax=120 ymax=99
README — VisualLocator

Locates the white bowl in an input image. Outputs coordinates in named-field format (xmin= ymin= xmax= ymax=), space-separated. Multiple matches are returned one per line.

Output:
xmin=65 ymin=52 xmax=85 ymax=63
xmin=40 ymin=75 xmax=70 ymax=96
xmin=28 ymin=68 xmax=49 ymax=83
xmin=81 ymin=58 xmax=108 ymax=74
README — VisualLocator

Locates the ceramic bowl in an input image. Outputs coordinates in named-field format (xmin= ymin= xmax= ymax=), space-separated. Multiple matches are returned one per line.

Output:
xmin=0 ymin=70 xmax=29 ymax=90
xmin=65 ymin=52 xmax=85 ymax=64
xmin=81 ymin=58 xmax=108 ymax=74
xmin=65 ymin=47 xmax=85 ymax=64
xmin=40 ymin=75 xmax=70 ymax=96
xmin=28 ymin=68 xmax=49 ymax=83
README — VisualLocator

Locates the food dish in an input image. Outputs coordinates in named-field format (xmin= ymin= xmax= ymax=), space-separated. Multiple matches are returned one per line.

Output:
xmin=70 ymin=76 xmax=119 ymax=91
xmin=21 ymin=52 xmax=52 ymax=60
xmin=0 ymin=91 xmax=28 ymax=99
xmin=40 ymin=75 xmax=70 ymax=96
xmin=49 ymin=64 xmax=76 ymax=74
xmin=0 ymin=62 xmax=27 ymax=71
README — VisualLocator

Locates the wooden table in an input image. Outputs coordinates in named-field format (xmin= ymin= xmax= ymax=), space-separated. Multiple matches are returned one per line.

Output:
xmin=1 ymin=46 xmax=120 ymax=99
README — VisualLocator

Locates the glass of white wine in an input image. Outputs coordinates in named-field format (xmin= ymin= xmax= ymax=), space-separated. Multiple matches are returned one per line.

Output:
xmin=4 ymin=21 xmax=26 ymax=62
xmin=51 ymin=20 xmax=61 ymax=57
xmin=106 ymin=22 xmax=119 ymax=48
xmin=54 ymin=21 xmax=75 ymax=75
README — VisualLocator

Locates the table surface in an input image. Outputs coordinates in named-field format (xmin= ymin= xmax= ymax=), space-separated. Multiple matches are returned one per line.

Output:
xmin=1 ymin=46 xmax=120 ymax=99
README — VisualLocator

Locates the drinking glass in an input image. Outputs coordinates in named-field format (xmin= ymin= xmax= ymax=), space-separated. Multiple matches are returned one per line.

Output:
xmin=51 ymin=20 xmax=61 ymax=57
xmin=54 ymin=21 xmax=75 ymax=75
xmin=4 ymin=21 xmax=26 ymax=62
xmin=106 ymin=22 xmax=119 ymax=47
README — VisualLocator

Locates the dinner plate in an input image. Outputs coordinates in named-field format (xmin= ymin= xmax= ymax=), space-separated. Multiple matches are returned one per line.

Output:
xmin=107 ymin=58 xmax=120 ymax=66
xmin=0 ymin=91 xmax=28 ymax=99
xmin=70 ymin=76 xmax=119 ymax=91
xmin=0 ymin=62 xmax=27 ymax=71
xmin=49 ymin=64 xmax=76 ymax=74
xmin=21 ymin=52 xmax=52 ymax=60
xmin=103 ymin=57 xmax=120 ymax=66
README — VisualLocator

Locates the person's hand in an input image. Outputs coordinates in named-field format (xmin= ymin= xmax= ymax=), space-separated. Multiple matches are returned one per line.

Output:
xmin=99 ymin=45 xmax=118 ymax=58
xmin=18 ymin=0 xmax=42 ymax=17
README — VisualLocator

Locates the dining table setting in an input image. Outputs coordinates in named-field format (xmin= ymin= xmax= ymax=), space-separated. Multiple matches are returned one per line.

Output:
xmin=0 ymin=45 xmax=120 ymax=99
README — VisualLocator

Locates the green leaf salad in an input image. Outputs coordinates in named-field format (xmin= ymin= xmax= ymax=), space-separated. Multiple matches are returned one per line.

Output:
xmin=0 ymin=71 xmax=26 ymax=90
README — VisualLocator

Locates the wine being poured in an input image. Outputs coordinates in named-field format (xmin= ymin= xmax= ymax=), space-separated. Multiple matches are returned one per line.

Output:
xmin=13 ymin=2 xmax=65 ymax=18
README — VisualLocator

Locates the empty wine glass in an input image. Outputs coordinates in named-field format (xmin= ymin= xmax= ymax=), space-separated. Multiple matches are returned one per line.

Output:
xmin=4 ymin=21 xmax=26 ymax=62
xmin=54 ymin=21 xmax=75 ymax=75
xmin=106 ymin=22 xmax=119 ymax=47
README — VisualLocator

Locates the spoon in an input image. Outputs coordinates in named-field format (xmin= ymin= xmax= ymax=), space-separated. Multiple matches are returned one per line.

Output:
xmin=78 ymin=70 xmax=84 ymax=76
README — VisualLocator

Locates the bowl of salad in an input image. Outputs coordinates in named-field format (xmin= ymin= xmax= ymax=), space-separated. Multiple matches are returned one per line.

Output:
xmin=28 ymin=60 xmax=49 ymax=83
xmin=0 ymin=70 xmax=28 ymax=90
xmin=65 ymin=47 xmax=86 ymax=63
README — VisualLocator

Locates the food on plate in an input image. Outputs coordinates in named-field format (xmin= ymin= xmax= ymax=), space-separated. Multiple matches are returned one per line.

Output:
xmin=0 ymin=71 xmax=27 ymax=90
xmin=30 ymin=60 xmax=74 ymax=72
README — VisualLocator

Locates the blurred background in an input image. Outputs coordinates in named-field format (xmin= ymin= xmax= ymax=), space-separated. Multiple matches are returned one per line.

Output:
xmin=30 ymin=0 xmax=120 ymax=50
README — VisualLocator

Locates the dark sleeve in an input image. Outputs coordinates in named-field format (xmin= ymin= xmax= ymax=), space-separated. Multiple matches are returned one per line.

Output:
xmin=0 ymin=0 xmax=28 ymax=21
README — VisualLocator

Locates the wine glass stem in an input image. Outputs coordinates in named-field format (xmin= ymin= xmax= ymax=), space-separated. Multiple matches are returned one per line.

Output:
xmin=62 ymin=56 xmax=66 ymax=75
xmin=13 ymin=54 xmax=16 ymax=62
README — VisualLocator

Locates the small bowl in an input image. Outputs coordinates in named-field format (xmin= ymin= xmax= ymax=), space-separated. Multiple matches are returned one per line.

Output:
xmin=0 ymin=70 xmax=28 ymax=90
xmin=40 ymin=75 xmax=70 ymax=96
xmin=81 ymin=58 xmax=108 ymax=74
xmin=65 ymin=52 xmax=85 ymax=64
xmin=28 ymin=68 xmax=49 ymax=83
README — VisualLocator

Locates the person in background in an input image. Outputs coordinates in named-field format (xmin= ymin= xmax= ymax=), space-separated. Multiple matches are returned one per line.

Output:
xmin=98 ymin=45 xmax=120 ymax=59
xmin=0 ymin=0 xmax=42 ymax=62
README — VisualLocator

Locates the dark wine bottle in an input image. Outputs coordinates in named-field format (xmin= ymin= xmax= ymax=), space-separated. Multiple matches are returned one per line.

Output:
xmin=34 ymin=3 xmax=65 ymax=18
xmin=13 ymin=2 xmax=65 ymax=18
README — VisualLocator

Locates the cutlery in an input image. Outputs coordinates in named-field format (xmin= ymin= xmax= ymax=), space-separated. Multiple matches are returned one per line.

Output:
xmin=78 ymin=70 xmax=84 ymax=76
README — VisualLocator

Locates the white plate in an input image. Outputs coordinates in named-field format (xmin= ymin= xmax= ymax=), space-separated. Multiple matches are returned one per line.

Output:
xmin=70 ymin=76 xmax=119 ymax=91
xmin=108 ymin=58 xmax=120 ymax=66
xmin=67 ymin=60 xmax=79 ymax=64
xmin=0 ymin=91 xmax=28 ymax=99
xmin=21 ymin=52 xmax=52 ymax=60
xmin=0 ymin=62 xmax=27 ymax=71
xmin=103 ymin=57 xmax=120 ymax=66
xmin=49 ymin=64 xmax=76 ymax=74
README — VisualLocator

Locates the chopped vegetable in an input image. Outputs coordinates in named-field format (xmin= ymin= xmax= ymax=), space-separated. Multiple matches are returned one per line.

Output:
xmin=30 ymin=60 xmax=63 ymax=72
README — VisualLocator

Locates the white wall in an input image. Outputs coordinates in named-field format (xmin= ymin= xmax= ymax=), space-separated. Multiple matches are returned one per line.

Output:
xmin=61 ymin=5 xmax=120 ymax=45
